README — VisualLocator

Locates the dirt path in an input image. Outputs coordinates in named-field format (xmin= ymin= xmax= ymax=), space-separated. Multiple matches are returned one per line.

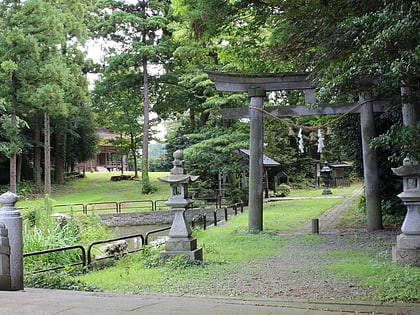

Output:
xmin=191 ymin=187 xmax=400 ymax=301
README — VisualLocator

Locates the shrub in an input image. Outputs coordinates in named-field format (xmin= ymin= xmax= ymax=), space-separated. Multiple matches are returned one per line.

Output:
xmin=25 ymin=270 xmax=100 ymax=291
xmin=278 ymin=184 xmax=291 ymax=197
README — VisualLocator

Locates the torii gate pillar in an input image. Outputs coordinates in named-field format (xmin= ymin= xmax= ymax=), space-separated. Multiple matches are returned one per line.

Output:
xmin=248 ymin=88 xmax=266 ymax=231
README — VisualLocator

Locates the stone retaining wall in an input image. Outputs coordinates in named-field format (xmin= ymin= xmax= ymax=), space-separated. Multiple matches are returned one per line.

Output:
xmin=100 ymin=208 xmax=212 ymax=227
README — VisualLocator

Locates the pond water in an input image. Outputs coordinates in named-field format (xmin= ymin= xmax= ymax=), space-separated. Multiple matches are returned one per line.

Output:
xmin=111 ymin=224 xmax=170 ymax=251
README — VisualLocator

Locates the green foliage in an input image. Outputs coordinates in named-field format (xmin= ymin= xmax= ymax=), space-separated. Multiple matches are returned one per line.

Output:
xmin=371 ymin=122 xmax=420 ymax=163
xmin=165 ymin=254 xmax=203 ymax=270
xmin=328 ymin=250 xmax=420 ymax=302
xmin=141 ymin=179 xmax=158 ymax=194
xmin=0 ymin=180 xmax=41 ymax=199
xmin=0 ymin=0 xmax=95 ymax=188
xmin=142 ymin=245 xmax=163 ymax=269
xmin=278 ymin=184 xmax=291 ymax=197
xmin=182 ymin=124 xmax=249 ymax=198
xmin=22 ymin=196 xmax=112 ymax=273
xmin=25 ymin=270 xmax=100 ymax=291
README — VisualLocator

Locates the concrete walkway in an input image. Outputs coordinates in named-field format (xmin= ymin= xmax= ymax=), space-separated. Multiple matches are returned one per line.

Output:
xmin=0 ymin=288 xmax=418 ymax=315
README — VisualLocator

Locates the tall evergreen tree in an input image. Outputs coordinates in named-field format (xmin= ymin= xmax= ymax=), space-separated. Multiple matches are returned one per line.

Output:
xmin=94 ymin=0 xmax=173 ymax=193
xmin=0 ymin=0 xmax=96 ymax=193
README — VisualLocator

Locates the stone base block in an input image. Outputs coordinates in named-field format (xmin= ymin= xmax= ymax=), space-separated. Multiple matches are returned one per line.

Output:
xmin=165 ymin=237 xmax=197 ymax=252
xmin=393 ymin=234 xmax=420 ymax=266
xmin=392 ymin=246 xmax=420 ymax=267
xmin=396 ymin=234 xmax=420 ymax=250
xmin=160 ymin=248 xmax=203 ymax=261
xmin=160 ymin=236 xmax=203 ymax=261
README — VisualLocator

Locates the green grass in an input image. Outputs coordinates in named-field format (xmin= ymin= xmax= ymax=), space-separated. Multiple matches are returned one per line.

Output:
xmin=288 ymin=182 xmax=363 ymax=198
xmin=18 ymin=172 xmax=170 ymax=208
xmin=263 ymin=198 xmax=340 ymax=231
xmin=327 ymin=249 xmax=420 ymax=302
xmin=77 ymin=189 xmax=354 ymax=295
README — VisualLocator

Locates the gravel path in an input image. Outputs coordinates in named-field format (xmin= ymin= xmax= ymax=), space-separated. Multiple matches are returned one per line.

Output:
xmin=191 ymin=187 xmax=400 ymax=301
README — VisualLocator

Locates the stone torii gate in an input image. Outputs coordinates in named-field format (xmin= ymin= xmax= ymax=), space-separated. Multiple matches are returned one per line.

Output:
xmin=208 ymin=71 xmax=389 ymax=232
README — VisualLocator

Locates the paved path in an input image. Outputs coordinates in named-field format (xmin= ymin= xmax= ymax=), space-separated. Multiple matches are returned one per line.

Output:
xmin=0 ymin=288 xmax=418 ymax=315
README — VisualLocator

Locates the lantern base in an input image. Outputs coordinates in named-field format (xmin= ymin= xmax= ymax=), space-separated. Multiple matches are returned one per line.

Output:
xmin=392 ymin=234 xmax=420 ymax=267
xmin=160 ymin=237 xmax=203 ymax=261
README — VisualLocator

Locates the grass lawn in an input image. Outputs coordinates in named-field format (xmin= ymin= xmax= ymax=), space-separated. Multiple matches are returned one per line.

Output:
xmin=18 ymin=172 xmax=170 ymax=208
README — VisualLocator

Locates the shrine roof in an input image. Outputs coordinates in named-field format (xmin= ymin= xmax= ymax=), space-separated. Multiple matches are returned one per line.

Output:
xmin=238 ymin=149 xmax=280 ymax=167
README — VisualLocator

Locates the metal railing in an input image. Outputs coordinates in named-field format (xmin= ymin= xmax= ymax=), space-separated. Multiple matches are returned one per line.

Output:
xmin=23 ymin=200 xmax=244 ymax=275
xmin=23 ymin=226 xmax=172 ymax=274
xmin=154 ymin=199 xmax=168 ymax=211
xmin=23 ymin=245 xmax=86 ymax=274
xmin=85 ymin=201 xmax=119 ymax=214
xmin=49 ymin=197 xmax=237 ymax=214
xmin=87 ymin=233 xmax=145 ymax=265
xmin=192 ymin=213 xmax=207 ymax=230
xmin=119 ymin=200 xmax=154 ymax=212
xmin=53 ymin=203 xmax=85 ymax=215
xmin=145 ymin=226 xmax=171 ymax=245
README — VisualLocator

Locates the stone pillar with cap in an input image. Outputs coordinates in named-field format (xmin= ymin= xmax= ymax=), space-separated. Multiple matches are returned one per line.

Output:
xmin=392 ymin=159 xmax=420 ymax=266
xmin=0 ymin=192 xmax=23 ymax=290
xmin=158 ymin=150 xmax=203 ymax=261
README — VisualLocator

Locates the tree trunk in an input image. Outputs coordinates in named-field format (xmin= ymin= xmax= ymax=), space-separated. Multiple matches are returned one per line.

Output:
xmin=34 ymin=113 xmax=42 ymax=188
xmin=141 ymin=59 xmax=150 ymax=189
xmin=44 ymin=112 xmax=51 ymax=195
xmin=130 ymin=131 xmax=138 ymax=178
xmin=16 ymin=154 xmax=22 ymax=183
xmin=9 ymin=73 xmax=18 ymax=194
xmin=401 ymin=84 xmax=420 ymax=126
xmin=120 ymin=133 xmax=124 ymax=175
xmin=54 ymin=122 xmax=66 ymax=185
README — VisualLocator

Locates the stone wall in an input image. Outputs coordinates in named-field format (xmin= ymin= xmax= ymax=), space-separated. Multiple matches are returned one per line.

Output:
xmin=100 ymin=208 xmax=211 ymax=227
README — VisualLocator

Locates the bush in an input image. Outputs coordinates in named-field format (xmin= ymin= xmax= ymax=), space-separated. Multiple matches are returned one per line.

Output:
xmin=278 ymin=184 xmax=291 ymax=197
xmin=23 ymin=198 xmax=113 ymax=273
xmin=25 ymin=270 xmax=100 ymax=291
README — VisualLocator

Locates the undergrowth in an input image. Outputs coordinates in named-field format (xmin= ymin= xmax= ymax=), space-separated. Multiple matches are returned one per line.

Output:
xmin=328 ymin=250 xmax=420 ymax=302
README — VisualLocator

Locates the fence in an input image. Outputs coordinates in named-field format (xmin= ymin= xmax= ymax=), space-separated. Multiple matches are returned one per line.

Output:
xmin=23 ymin=199 xmax=244 ymax=275
xmin=51 ymin=197 xmax=231 ymax=214
xmin=23 ymin=226 xmax=171 ymax=274
xmin=52 ymin=200 xmax=156 ymax=214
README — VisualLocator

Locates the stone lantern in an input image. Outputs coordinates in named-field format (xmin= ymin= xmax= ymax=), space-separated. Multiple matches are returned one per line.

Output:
xmin=158 ymin=150 xmax=203 ymax=261
xmin=320 ymin=162 xmax=332 ymax=195
xmin=391 ymin=159 xmax=420 ymax=266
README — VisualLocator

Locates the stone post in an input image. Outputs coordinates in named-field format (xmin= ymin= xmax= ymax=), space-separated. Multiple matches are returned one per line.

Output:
xmin=0 ymin=192 xmax=23 ymax=290
xmin=392 ymin=159 xmax=420 ymax=266
xmin=359 ymin=92 xmax=382 ymax=230
xmin=248 ymin=88 xmax=265 ymax=232
xmin=0 ymin=222 xmax=11 ymax=290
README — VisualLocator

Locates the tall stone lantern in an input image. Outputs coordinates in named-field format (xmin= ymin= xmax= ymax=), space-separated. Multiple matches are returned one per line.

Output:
xmin=158 ymin=150 xmax=203 ymax=261
xmin=391 ymin=159 xmax=420 ymax=266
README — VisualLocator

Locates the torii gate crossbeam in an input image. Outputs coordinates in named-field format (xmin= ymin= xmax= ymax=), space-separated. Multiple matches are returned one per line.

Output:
xmin=208 ymin=71 xmax=387 ymax=232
